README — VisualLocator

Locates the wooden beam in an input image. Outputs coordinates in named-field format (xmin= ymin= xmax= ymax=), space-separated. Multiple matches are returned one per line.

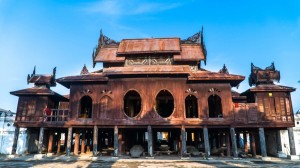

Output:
xmin=259 ymin=127 xmax=267 ymax=157
xmin=287 ymin=127 xmax=296 ymax=155
xmin=114 ymin=125 xmax=118 ymax=157
xmin=38 ymin=127 xmax=45 ymax=154
xmin=181 ymin=125 xmax=187 ymax=157
xmin=81 ymin=129 xmax=86 ymax=154
xmin=93 ymin=125 xmax=98 ymax=157
xmin=230 ymin=127 xmax=238 ymax=158
xmin=203 ymin=127 xmax=210 ymax=157
xmin=11 ymin=127 xmax=19 ymax=155
xmin=66 ymin=127 xmax=72 ymax=156
xmin=74 ymin=129 xmax=80 ymax=155
xmin=47 ymin=130 xmax=54 ymax=153
xmin=250 ymin=132 xmax=256 ymax=157
xmin=147 ymin=125 xmax=153 ymax=157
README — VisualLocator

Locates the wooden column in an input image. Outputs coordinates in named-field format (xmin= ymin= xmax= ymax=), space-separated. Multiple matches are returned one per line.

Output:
xmin=276 ymin=130 xmax=282 ymax=152
xmin=114 ymin=126 xmax=118 ymax=157
xmin=230 ymin=127 xmax=238 ymax=158
xmin=259 ymin=128 xmax=267 ymax=157
xmin=66 ymin=127 xmax=72 ymax=156
xmin=250 ymin=132 xmax=256 ymax=157
xmin=11 ymin=127 xmax=20 ymax=154
xmin=203 ymin=127 xmax=210 ymax=156
xmin=147 ymin=125 xmax=153 ymax=157
xmin=93 ymin=125 xmax=98 ymax=157
xmin=47 ymin=130 xmax=54 ymax=153
xmin=57 ymin=131 xmax=61 ymax=154
xmin=243 ymin=131 xmax=248 ymax=153
xmin=181 ymin=125 xmax=187 ymax=156
xmin=81 ymin=129 xmax=86 ymax=154
xmin=74 ymin=130 xmax=80 ymax=155
xmin=287 ymin=128 xmax=296 ymax=155
xmin=37 ymin=127 xmax=45 ymax=154
xmin=226 ymin=132 xmax=231 ymax=157
xmin=118 ymin=129 xmax=123 ymax=155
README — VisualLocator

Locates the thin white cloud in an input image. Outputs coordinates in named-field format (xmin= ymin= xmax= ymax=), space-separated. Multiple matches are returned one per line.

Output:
xmin=82 ymin=0 xmax=181 ymax=16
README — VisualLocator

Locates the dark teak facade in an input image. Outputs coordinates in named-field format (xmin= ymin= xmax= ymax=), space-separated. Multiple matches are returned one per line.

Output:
xmin=11 ymin=30 xmax=296 ymax=158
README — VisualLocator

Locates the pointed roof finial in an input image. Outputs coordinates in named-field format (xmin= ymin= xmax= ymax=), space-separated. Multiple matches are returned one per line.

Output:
xmin=219 ymin=64 xmax=229 ymax=74
xmin=32 ymin=66 xmax=36 ymax=76
xmin=80 ymin=64 xmax=89 ymax=75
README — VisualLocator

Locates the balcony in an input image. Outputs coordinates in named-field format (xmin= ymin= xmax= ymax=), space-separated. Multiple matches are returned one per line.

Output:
xmin=16 ymin=109 xmax=69 ymax=122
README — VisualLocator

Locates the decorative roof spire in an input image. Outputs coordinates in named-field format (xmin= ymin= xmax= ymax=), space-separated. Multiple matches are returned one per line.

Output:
xmin=219 ymin=64 xmax=229 ymax=74
xmin=248 ymin=62 xmax=280 ymax=86
xmin=80 ymin=64 xmax=89 ymax=75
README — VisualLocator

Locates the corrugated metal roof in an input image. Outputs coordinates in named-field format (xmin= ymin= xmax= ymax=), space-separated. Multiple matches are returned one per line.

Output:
xmin=94 ymin=47 xmax=125 ymax=63
xmin=117 ymin=38 xmax=181 ymax=54
xmin=174 ymin=44 xmax=204 ymax=61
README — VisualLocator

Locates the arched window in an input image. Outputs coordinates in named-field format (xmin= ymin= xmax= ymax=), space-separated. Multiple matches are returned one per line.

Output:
xmin=98 ymin=96 xmax=112 ymax=119
xmin=79 ymin=96 xmax=92 ymax=118
xmin=124 ymin=90 xmax=141 ymax=118
xmin=156 ymin=90 xmax=174 ymax=118
xmin=208 ymin=95 xmax=223 ymax=118
xmin=185 ymin=95 xmax=198 ymax=118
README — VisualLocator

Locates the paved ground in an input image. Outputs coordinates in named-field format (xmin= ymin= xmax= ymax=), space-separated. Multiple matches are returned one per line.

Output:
xmin=0 ymin=154 xmax=299 ymax=168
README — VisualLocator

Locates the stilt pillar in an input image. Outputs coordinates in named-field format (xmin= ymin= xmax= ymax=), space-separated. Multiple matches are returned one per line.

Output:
xmin=114 ymin=126 xmax=118 ymax=157
xmin=259 ymin=127 xmax=267 ymax=157
xmin=11 ymin=127 xmax=20 ymax=154
xmin=250 ymin=132 xmax=256 ymax=157
xmin=226 ymin=132 xmax=231 ymax=157
xmin=74 ymin=129 xmax=80 ymax=155
xmin=57 ymin=131 xmax=61 ymax=154
xmin=47 ymin=130 xmax=54 ymax=153
xmin=203 ymin=126 xmax=210 ymax=157
xmin=37 ymin=127 xmax=45 ymax=154
xmin=93 ymin=125 xmax=98 ymax=157
xmin=181 ymin=125 xmax=187 ymax=157
xmin=230 ymin=127 xmax=238 ymax=158
xmin=287 ymin=127 xmax=298 ymax=160
xmin=147 ymin=125 xmax=153 ymax=157
xmin=243 ymin=131 xmax=248 ymax=153
xmin=81 ymin=129 xmax=86 ymax=154
xmin=66 ymin=127 xmax=72 ymax=156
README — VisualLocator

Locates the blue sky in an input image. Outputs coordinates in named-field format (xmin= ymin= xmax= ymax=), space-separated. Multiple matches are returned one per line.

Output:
xmin=0 ymin=0 xmax=299 ymax=112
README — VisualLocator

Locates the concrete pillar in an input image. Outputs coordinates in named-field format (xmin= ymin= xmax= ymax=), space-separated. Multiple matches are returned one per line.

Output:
xmin=47 ymin=130 xmax=54 ymax=153
xmin=203 ymin=127 xmax=210 ymax=157
xmin=37 ymin=127 xmax=45 ymax=154
xmin=147 ymin=125 xmax=153 ymax=157
xmin=66 ymin=127 xmax=72 ymax=156
xmin=74 ymin=130 xmax=80 ymax=155
xmin=250 ymin=132 xmax=256 ymax=157
xmin=114 ymin=126 xmax=118 ymax=157
xmin=230 ymin=127 xmax=238 ymax=158
xmin=81 ymin=129 xmax=86 ymax=154
xmin=259 ymin=128 xmax=267 ymax=157
xmin=93 ymin=125 xmax=98 ymax=157
xmin=11 ymin=127 xmax=20 ymax=155
xmin=181 ymin=125 xmax=187 ymax=157
xmin=287 ymin=127 xmax=297 ymax=160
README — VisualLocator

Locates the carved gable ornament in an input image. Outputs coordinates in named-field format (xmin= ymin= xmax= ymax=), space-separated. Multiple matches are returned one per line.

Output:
xmin=248 ymin=62 xmax=280 ymax=86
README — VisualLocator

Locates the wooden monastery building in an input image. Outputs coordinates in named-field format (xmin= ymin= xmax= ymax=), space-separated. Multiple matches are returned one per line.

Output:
xmin=10 ymin=29 xmax=297 ymax=159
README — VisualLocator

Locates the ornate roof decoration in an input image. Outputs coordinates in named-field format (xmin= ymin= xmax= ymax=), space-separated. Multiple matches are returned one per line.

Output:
xmin=93 ymin=29 xmax=119 ymax=67
xmin=181 ymin=27 xmax=207 ymax=65
xmin=219 ymin=64 xmax=229 ymax=74
xmin=80 ymin=64 xmax=89 ymax=75
xmin=26 ymin=66 xmax=56 ymax=87
xmin=248 ymin=62 xmax=280 ymax=86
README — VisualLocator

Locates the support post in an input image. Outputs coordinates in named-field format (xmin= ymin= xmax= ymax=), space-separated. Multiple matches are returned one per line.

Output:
xmin=114 ymin=126 xmax=118 ymax=157
xmin=259 ymin=127 xmax=267 ymax=158
xmin=181 ymin=125 xmax=187 ymax=157
xmin=37 ymin=127 xmax=45 ymax=154
xmin=203 ymin=126 xmax=210 ymax=157
xmin=243 ymin=131 xmax=248 ymax=153
xmin=230 ymin=127 xmax=238 ymax=158
xmin=74 ymin=129 xmax=80 ymax=155
xmin=47 ymin=130 xmax=54 ymax=153
xmin=93 ymin=125 xmax=98 ymax=157
xmin=81 ymin=129 xmax=86 ymax=154
xmin=226 ymin=132 xmax=231 ymax=157
xmin=57 ymin=131 xmax=61 ymax=154
xmin=147 ymin=125 xmax=153 ymax=157
xmin=66 ymin=127 xmax=72 ymax=156
xmin=287 ymin=127 xmax=298 ymax=160
xmin=11 ymin=127 xmax=20 ymax=155
xmin=250 ymin=132 xmax=256 ymax=157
